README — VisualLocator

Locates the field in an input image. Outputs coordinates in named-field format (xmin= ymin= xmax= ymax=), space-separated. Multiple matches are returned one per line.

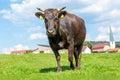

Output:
xmin=0 ymin=53 xmax=120 ymax=80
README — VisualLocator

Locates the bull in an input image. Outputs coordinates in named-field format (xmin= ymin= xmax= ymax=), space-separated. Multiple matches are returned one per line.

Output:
xmin=35 ymin=7 xmax=86 ymax=72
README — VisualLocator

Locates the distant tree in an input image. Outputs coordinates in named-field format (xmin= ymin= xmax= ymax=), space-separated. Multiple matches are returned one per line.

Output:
xmin=26 ymin=50 xmax=33 ymax=54
xmin=83 ymin=41 xmax=93 ymax=49
xmin=116 ymin=44 xmax=120 ymax=48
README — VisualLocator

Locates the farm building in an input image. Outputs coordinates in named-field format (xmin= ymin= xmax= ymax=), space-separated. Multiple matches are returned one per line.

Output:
xmin=33 ymin=45 xmax=91 ymax=54
xmin=33 ymin=45 xmax=53 ymax=53
xmin=91 ymin=26 xmax=117 ymax=53
xmin=33 ymin=45 xmax=67 ymax=54
xmin=92 ymin=43 xmax=110 ymax=53
xmin=82 ymin=46 xmax=91 ymax=54
xmin=11 ymin=50 xmax=31 ymax=54
xmin=107 ymin=48 xmax=120 ymax=53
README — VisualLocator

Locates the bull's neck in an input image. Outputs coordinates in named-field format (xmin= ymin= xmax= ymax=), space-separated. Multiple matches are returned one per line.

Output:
xmin=48 ymin=32 xmax=61 ymax=44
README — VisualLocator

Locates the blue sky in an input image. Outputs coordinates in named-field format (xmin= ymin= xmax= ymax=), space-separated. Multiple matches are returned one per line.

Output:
xmin=0 ymin=0 xmax=120 ymax=53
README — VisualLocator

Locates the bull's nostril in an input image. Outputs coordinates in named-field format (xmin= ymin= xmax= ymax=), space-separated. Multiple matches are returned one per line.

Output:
xmin=48 ymin=30 xmax=54 ymax=33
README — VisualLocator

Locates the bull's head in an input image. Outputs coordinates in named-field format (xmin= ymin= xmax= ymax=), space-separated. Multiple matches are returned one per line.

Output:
xmin=35 ymin=7 xmax=66 ymax=37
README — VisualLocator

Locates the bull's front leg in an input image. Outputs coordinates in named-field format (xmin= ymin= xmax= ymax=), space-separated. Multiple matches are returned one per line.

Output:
xmin=68 ymin=39 xmax=75 ymax=70
xmin=48 ymin=37 xmax=62 ymax=72
xmin=54 ymin=51 xmax=62 ymax=72
xmin=50 ymin=43 xmax=62 ymax=72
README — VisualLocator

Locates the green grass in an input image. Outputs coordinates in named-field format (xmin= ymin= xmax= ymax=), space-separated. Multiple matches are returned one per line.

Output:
xmin=0 ymin=53 xmax=120 ymax=80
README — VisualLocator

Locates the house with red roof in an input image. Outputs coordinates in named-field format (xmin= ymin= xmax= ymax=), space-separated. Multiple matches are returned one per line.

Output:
xmin=92 ymin=43 xmax=110 ymax=53
xmin=107 ymin=48 xmax=120 ymax=53
xmin=11 ymin=50 xmax=31 ymax=54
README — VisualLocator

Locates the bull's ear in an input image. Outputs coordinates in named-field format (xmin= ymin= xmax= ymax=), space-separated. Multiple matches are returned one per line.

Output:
xmin=35 ymin=12 xmax=44 ymax=20
xmin=58 ymin=11 xmax=66 ymax=19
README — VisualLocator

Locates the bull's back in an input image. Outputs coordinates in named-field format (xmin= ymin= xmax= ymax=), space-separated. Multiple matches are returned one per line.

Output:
xmin=65 ymin=13 xmax=86 ymax=45
xmin=74 ymin=16 xmax=86 ymax=45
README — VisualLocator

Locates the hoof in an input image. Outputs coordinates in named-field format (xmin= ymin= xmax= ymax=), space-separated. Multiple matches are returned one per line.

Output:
xmin=77 ymin=65 xmax=81 ymax=70
xmin=70 ymin=64 xmax=75 ymax=70
xmin=57 ymin=67 xmax=62 ymax=72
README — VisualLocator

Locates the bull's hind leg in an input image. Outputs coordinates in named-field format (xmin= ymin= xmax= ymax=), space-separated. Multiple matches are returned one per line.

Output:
xmin=74 ymin=44 xmax=83 ymax=70
xmin=77 ymin=53 xmax=82 ymax=70
xmin=74 ymin=47 xmax=78 ymax=67
xmin=68 ymin=41 xmax=75 ymax=70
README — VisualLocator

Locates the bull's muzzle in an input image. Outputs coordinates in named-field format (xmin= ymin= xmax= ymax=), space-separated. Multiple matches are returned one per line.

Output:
xmin=48 ymin=29 xmax=54 ymax=34
xmin=47 ymin=28 xmax=56 ymax=36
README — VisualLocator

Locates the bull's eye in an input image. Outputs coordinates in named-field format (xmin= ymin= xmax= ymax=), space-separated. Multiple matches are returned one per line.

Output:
xmin=54 ymin=17 xmax=58 ymax=21
xmin=45 ymin=18 xmax=48 ymax=22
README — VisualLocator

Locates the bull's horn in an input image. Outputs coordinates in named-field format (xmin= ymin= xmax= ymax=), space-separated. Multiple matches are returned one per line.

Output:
xmin=57 ymin=6 xmax=66 ymax=12
xmin=36 ymin=7 xmax=45 ymax=12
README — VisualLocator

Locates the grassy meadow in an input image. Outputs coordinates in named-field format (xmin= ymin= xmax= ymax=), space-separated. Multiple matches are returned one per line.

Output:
xmin=0 ymin=53 xmax=120 ymax=80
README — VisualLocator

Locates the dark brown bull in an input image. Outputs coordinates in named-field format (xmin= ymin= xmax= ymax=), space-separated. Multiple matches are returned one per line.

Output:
xmin=35 ymin=7 xmax=86 ymax=72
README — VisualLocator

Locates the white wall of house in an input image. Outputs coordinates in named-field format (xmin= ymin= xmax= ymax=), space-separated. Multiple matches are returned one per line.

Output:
xmin=83 ymin=46 xmax=91 ymax=54
xmin=104 ymin=45 xmax=110 ymax=51
xmin=33 ymin=45 xmax=68 ymax=54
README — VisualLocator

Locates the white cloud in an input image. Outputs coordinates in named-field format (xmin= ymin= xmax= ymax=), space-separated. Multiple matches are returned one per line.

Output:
xmin=76 ymin=0 xmax=120 ymax=41
xmin=98 ymin=26 xmax=109 ymax=33
xmin=0 ymin=0 xmax=120 ymax=42
xmin=78 ymin=0 xmax=91 ymax=3
xmin=0 ymin=0 xmax=69 ymax=24
xmin=111 ymin=26 xmax=120 ymax=41
xmin=2 ymin=44 xmax=30 ymax=54
xmin=27 ymin=26 xmax=44 ymax=32
xmin=30 ymin=33 xmax=47 ymax=40
xmin=28 ymin=26 xmax=47 ymax=40
xmin=12 ymin=44 xmax=30 ymax=50
xmin=85 ymin=34 xmax=91 ymax=41
xmin=95 ymin=26 xmax=109 ymax=41
xmin=2 ymin=48 xmax=10 ymax=54
xmin=10 ymin=0 xmax=19 ymax=2
xmin=78 ymin=4 xmax=102 ymax=13
xmin=0 ymin=0 xmax=38 ymax=23
xmin=95 ymin=34 xmax=109 ymax=41
xmin=95 ymin=26 xmax=120 ymax=41
xmin=75 ymin=0 xmax=110 ymax=13
xmin=96 ymin=9 xmax=120 ymax=22
xmin=0 ymin=10 xmax=11 ymax=19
